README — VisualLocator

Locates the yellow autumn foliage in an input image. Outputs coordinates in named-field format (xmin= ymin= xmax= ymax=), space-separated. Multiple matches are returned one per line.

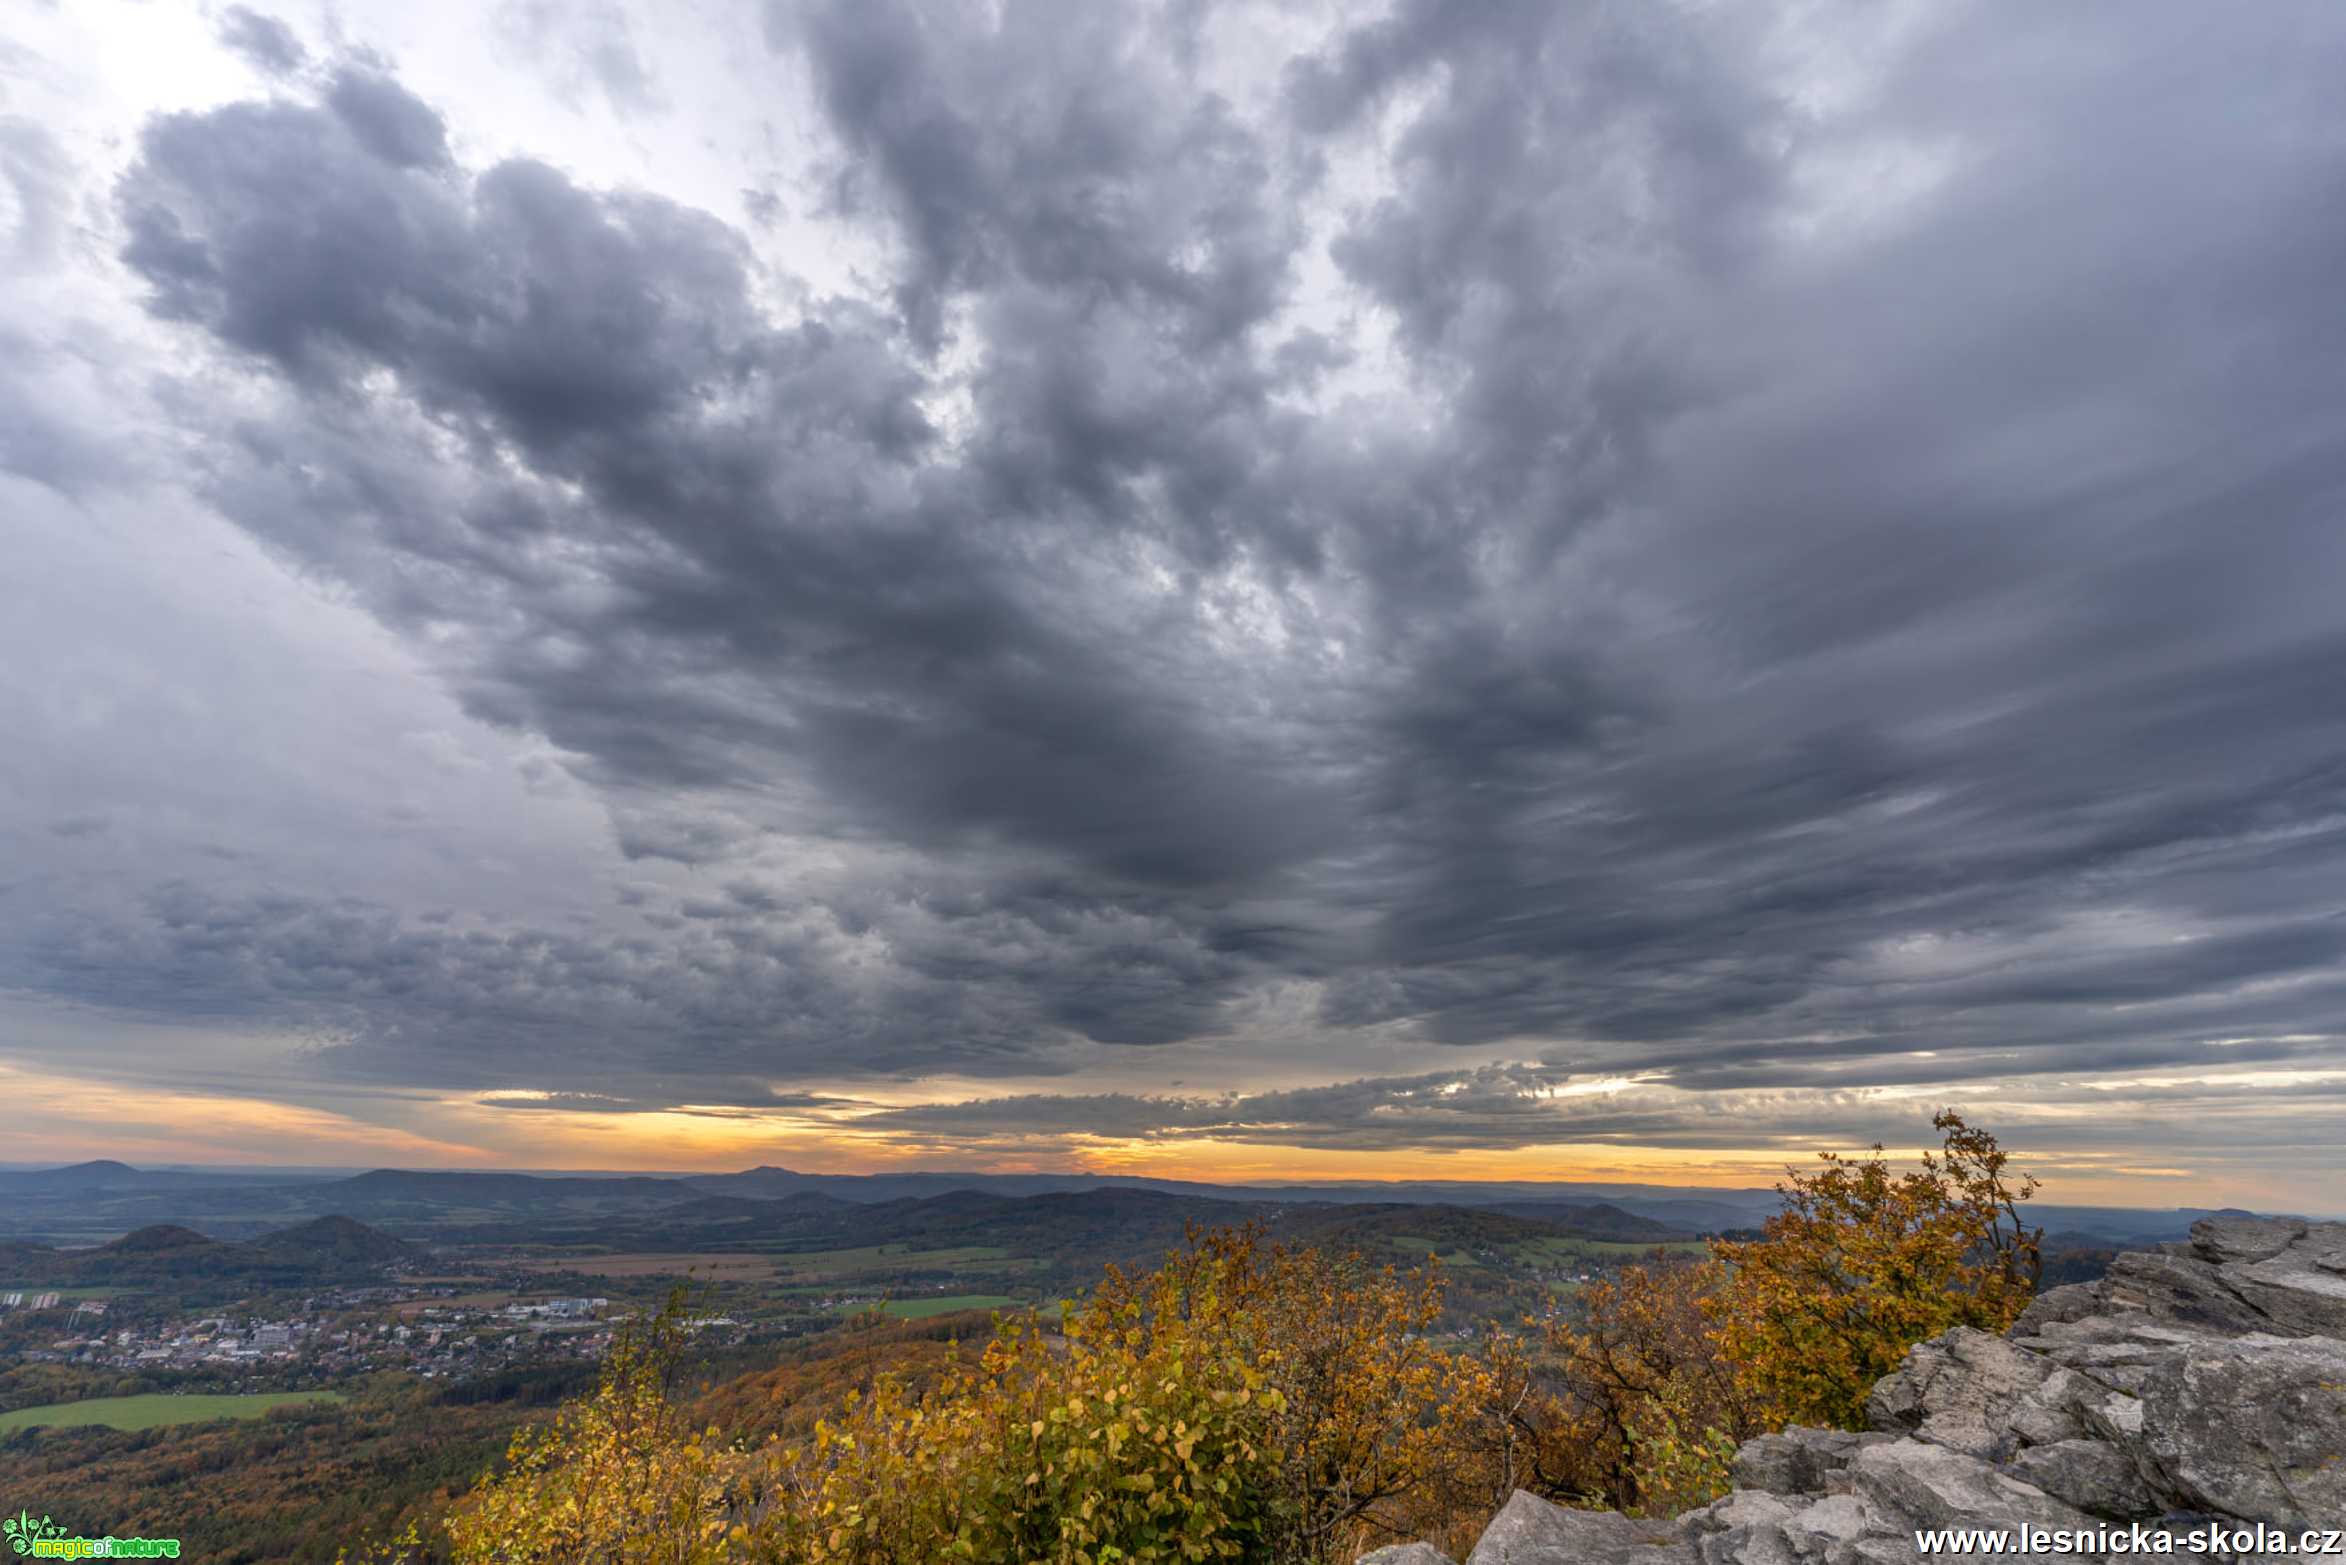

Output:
xmin=381 ymin=1113 xmax=2039 ymax=1562
xmin=1533 ymin=1111 xmax=2043 ymax=1508
xmin=434 ymin=1229 xmax=1540 ymax=1564
xmin=446 ymin=1289 xmax=737 ymax=1565
xmin=1705 ymin=1110 xmax=2042 ymax=1429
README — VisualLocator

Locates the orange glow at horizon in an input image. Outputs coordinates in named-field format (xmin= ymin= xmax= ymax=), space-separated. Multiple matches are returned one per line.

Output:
xmin=1062 ymin=1135 xmax=1811 ymax=1187
xmin=0 ymin=1065 xmax=490 ymax=1166
xmin=0 ymin=1066 xmax=2289 ymax=1210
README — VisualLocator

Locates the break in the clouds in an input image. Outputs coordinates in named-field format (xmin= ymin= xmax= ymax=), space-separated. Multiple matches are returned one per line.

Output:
xmin=5 ymin=0 xmax=2346 ymax=1204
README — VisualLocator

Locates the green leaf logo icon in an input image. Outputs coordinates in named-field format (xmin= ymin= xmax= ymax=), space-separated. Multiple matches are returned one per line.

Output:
xmin=3 ymin=1510 xmax=61 ymax=1555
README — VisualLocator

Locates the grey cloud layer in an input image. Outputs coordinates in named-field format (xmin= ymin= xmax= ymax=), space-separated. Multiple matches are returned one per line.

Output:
xmin=844 ymin=1065 xmax=2346 ymax=1168
xmin=10 ymin=0 xmax=2346 ymax=1167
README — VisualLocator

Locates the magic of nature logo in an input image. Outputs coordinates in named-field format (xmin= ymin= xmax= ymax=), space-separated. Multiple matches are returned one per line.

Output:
xmin=5 ymin=1509 xmax=181 ymax=1558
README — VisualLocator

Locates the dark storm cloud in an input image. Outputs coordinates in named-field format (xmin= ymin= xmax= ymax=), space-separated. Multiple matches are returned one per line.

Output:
xmin=6 ymin=879 xmax=1085 ymax=1088
xmin=28 ymin=0 xmax=2346 ymax=1139
xmin=115 ymin=59 xmax=1329 ymax=905
xmin=858 ymin=1061 xmax=1699 ymax=1148
xmin=777 ymin=0 xmax=1295 ymax=356
xmin=323 ymin=69 xmax=453 ymax=170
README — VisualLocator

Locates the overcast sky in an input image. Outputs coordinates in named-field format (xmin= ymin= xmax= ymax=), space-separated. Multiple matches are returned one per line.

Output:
xmin=4 ymin=0 xmax=2344 ymax=1207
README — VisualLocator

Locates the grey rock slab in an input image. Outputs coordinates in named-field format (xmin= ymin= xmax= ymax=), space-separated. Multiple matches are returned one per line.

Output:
xmin=1865 ymin=1327 xmax=2053 ymax=1459
xmin=2073 ymin=1385 xmax=2147 ymax=1446
xmin=2223 ymin=1225 xmax=2346 ymax=1338
xmin=1466 ymin=1490 xmax=1698 ymax=1565
xmin=1695 ymin=1521 xmax=1800 ymax=1565
xmin=1733 ymin=1428 xmax=1883 ymax=1496
xmin=1683 ymin=1491 xmax=1796 ymax=1536
xmin=2094 ymin=1253 xmax=2269 ymax=1337
xmin=1780 ymin=1492 xmax=1870 ymax=1555
xmin=2123 ymin=1332 xmax=2346 ymax=1525
xmin=1821 ymin=1541 xmax=1920 ymax=1565
xmin=2006 ymin=1367 xmax=2095 ymax=1447
xmin=1685 ymin=1492 xmax=1799 ymax=1565
xmin=1358 ymin=1545 xmax=1458 ymax=1565
xmin=2002 ymin=1439 xmax=2161 ymax=1520
xmin=2013 ymin=1284 xmax=2104 ymax=1336
xmin=1845 ymin=1438 xmax=2102 ymax=1537
xmin=2189 ymin=1215 xmax=2309 ymax=1266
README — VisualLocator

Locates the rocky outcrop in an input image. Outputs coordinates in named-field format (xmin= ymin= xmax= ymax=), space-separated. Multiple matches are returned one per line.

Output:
xmin=1358 ymin=1546 xmax=1461 ymax=1565
xmin=1464 ymin=1492 xmax=1700 ymax=1565
xmin=1361 ymin=1215 xmax=2346 ymax=1565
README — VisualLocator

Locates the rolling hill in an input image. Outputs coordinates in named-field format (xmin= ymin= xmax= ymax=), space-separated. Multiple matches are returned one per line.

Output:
xmin=253 ymin=1214 xmax=419 ymax=1267
xmin=3 ymin=1216 xmax=416 ymax=1293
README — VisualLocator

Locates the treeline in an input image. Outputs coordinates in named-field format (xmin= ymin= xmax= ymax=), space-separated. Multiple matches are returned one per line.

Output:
xmin=343 ymin=1112 xmax=2040 ymax=1565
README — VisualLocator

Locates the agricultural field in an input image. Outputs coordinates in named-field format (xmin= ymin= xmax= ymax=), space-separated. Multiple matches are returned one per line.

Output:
xmin=1383 ymin=1232 xmax=1707 ymax=1267
xmin=515 ymin=1244 xmax=1024 ymax=1282
xmin=1516 ymin=1234 xmax=1710 ymax=1261
xmin=393 ymin=1291 xmax=516 ymax=1315
xmin=514 ymin=1252 xmax=787 ymax=1281
xmin=1366 ymin=1229 xmax=1715 ymax=1327
xmin=857 ymin=1294 xmax=1021 ymax=1320
xmin=0 ymin=1390 xmax=345 ymax=1433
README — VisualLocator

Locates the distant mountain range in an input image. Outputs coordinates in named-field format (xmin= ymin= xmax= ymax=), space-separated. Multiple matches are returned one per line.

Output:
xmin=0 ymin=1158 xmax=2275 ymax=1248
xmin=0 ymin=1159 xmax=331 ymax=1191
xmin=670 ymin=1164 xmax=1778 ymax=1234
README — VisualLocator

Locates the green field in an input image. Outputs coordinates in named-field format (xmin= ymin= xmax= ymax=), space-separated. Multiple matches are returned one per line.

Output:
xmin=517 ymin=1242 xmax=1025 ymax=1284
xmin=1386 ymin=1234 xmax=1711 ymax=1268
xmin=854 ymin=1294 xmax=1021 ymax=1320
xmin=1512 ymin=1235 xmax=1708 ymax=1260
xmin=1384 ymin=1236 xmax=1476 ymax=1266
xmin=0 ymin=1391 xmax=346 ymax=1433
xmin=766 ymin=1243 xmax=1013 ymax=1269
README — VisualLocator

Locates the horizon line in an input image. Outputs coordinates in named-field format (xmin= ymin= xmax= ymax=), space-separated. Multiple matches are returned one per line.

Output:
xmin=3 ymin=1158 xmax=2282 ymax=1215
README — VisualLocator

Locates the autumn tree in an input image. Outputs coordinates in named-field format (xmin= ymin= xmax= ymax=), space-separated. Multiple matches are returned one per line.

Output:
xmin=1536 ymin=1256 xmax=1769 ymax=1515
xmin=1193 ymin=1231 xmax=1529 ymax=1559
xmin=1704 ymin=1109 xmax=2042 ymax=1429
xmin=751 ymin=1227 xmax=1530 ymax=1564
xmin=446 ymin=1289 xmax=737 ymax=1565
xmin=749 ymin=1236 xmax=1288 ymax=1564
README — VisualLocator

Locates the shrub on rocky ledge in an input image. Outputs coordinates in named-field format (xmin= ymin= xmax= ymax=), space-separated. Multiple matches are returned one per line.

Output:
xmin=1706 ymin=1110 xmax=2044 ymax=1430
